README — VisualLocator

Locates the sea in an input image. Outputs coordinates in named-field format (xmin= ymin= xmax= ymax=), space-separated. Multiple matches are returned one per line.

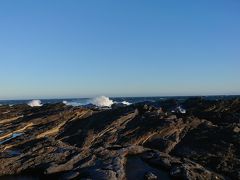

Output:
xmin=0 ymin=95 xmax=239 ymax=107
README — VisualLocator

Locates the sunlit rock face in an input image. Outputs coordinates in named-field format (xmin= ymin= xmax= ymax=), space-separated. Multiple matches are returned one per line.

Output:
xmin=0 ymin=98 xmax=239 ymax=180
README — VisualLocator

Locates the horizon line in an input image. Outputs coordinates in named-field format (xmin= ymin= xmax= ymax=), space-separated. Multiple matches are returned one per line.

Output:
xmin=0 ymin=94 xmax=240 ymax=101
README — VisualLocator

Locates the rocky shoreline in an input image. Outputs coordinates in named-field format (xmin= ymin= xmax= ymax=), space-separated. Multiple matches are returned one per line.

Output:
xmin=0 ymin=98 xmax=239 ymax=180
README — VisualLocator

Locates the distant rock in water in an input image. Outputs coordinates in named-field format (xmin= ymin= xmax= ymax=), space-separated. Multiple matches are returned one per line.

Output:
xmin=0 ymin=97 xmax=239 ymax=179
xmin=111 ymin=101 xmax=132 ymax=109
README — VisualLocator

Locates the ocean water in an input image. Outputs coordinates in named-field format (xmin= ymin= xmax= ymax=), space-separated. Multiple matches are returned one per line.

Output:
xmin=0 ymin=95 xmax=239 ymax=107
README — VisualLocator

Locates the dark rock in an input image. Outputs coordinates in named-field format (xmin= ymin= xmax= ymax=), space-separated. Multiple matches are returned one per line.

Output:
xmin=60 ymin=171 xmax=80 ymax=180
xmin=0 ymin=98 xmax=239 ymax=179
xmin=111 ymin=103 xmax=128 ymax=109
xmin=144 ymin=172 xmax=158 ymax=180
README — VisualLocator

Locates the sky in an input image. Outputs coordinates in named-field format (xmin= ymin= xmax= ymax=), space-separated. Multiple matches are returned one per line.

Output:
xmin=0 ymin=0 xmax=240 ymax=100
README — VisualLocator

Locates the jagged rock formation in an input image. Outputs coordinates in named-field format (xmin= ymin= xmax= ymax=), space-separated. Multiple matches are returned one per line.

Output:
xmin=0 ymin=98 xmax=239 ymax=180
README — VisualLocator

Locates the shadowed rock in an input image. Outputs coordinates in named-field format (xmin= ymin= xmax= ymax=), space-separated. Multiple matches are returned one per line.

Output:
xmin=0 ymin=98 xmax=239 ymax=179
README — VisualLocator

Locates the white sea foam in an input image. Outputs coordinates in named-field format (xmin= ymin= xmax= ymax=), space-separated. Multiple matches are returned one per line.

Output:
xmin=121 ymin=101 xmax=132 ymax=106
xmin=172 ymin=106 xmax=186 ymax=114
xmin=63 ymin=96 xmax=131 ymax=108
xmin=89 ymin=96 xmax=114 ymax=107
xmin=63 ymin=100 xmax=83 ymax=107
xmin=63 ymin=100 xmax=68 ymax=105
xmin=28 ymin=100 xmax=42 ymax=107
xmin=178 ymin=106 xmax=186 ymax=114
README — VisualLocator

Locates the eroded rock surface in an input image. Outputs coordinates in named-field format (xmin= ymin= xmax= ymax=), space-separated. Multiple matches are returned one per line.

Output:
xmin=0 ymin=98 xmax=239 ymax=179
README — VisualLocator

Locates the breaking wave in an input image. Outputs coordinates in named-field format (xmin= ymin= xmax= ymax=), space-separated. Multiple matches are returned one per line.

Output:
xmin=28 ymin=100 xmax=42 ymax=107
xmin=89 ymin=96 xmax=114 ymax=107
xmin=63 ymin=96 xmax=132 ymax=108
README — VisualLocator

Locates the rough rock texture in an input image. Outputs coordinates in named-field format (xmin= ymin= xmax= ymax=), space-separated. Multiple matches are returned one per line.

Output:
xmin=0 ymin=98 xmax=239 ymax=180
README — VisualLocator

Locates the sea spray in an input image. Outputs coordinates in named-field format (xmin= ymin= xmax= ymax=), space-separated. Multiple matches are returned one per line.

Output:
xmin=28 ymin=100 xmax=42 ymax=107
xmin=62 ymin=96 xmax=131 ymax=107
xmin=89 ymin=96 xmax=114 ymax=107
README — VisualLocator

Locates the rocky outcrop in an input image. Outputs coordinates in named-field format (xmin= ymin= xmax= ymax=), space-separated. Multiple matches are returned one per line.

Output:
xmin=0 ymin=98 xmax=239 ymax=179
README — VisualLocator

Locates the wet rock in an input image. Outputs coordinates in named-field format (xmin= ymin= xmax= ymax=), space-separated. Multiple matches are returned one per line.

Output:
xmin=0 ymin=98 xmax=239 ymax=179
xmin=233 ymin=126 xmax=240 ymax=133
xmin=170 ymin=165 xmax=182 ymax=177
xmin=144 ymin=172 xmax=158 ymax=180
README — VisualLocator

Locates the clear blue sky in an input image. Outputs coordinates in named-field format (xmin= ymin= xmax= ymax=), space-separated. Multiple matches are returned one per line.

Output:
xmin=0 ymin=0 xmax=240 ymax=100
